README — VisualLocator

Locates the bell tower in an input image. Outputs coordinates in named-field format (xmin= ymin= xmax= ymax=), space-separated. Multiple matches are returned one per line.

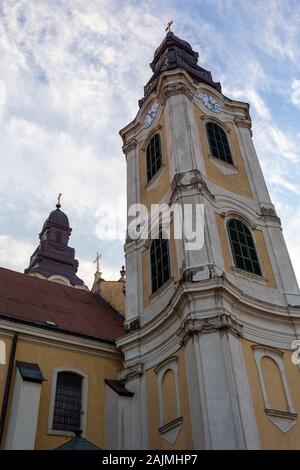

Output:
xmin=117 ymin=31 xmax=300 ymax=450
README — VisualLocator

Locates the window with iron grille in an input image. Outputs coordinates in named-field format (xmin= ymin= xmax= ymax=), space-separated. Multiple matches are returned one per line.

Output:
xmin=146 ymin=133 xmax=162 ymax=181
xmin=227 ymin=218 xmax=262 ymax=276
xmin=206 ymin=122 xmax=233 ymax=164
xmin=52 ymin=371 xmax=83 ymax=432
xmin=150 ymin=231 xmax=171 ymax=293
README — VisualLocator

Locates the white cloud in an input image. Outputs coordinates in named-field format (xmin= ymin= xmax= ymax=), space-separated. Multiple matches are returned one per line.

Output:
xmin=0 ymin=0 xmax=299 ymax=287
xmin=0 ymin=80 xmax=6 ymax=106
xmin=291 ymin=79 xmax=300 ymax=107
xmin=0 ymin=235 xmax=34 ymax=272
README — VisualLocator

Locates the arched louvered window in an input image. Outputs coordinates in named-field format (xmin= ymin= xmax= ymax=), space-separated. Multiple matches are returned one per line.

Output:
xmin=206 ymin=122 xmax=233 ymax=164
xmin=146 ymin=133 xmax=162 ymax=181
xmin=52 ymin=371 xmax=83 ymax=432
xmin=227 ymin=218 xmax=262 ymax=276
xmin=150 ymin=231 xmax=170 ymax=293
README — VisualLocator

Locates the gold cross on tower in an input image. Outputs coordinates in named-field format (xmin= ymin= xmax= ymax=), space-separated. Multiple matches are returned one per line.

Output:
xmin=56 ymin=192 xmax=62 ymax=208
xmin=165 ymin=20 xmax=173 ymax=33
xmin=94 ymin=252 xmax=102 ymax=273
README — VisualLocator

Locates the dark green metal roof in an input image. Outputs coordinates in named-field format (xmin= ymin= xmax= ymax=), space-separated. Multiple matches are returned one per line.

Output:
xmin=55 ymin=436 xmax=101 ymax=451
xmin=17 ymin=361 xmax=45 ymax=383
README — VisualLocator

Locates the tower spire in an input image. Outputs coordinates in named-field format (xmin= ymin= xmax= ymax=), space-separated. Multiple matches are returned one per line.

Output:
xmin=139 ymin=30 xmax=221 ymax=107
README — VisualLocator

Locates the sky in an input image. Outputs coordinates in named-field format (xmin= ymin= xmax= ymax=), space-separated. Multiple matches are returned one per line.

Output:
xmin=0 ymin=0 xmax=299 ymax=288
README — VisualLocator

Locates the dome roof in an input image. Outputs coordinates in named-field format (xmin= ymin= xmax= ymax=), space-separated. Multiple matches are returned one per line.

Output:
xmin=139 ymin=30 xmax=221 ymax=107
xmin=153 ymin=31 xmax=192 ymax=58
xmin=26 ymin=202 xmax=83 ymax=286
xmin=47 ymin=208 xmax=70 ymax=228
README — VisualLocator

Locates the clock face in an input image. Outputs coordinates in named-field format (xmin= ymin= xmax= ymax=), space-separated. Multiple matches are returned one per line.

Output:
xmin=143 ymin=102 xmax=159 ymax=128
xmin=198 ymin=92 xmax=222 ymax=113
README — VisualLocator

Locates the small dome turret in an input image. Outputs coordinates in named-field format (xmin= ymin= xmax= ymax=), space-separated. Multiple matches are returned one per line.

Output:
xmin=25 ymin=196 xmax=83 ymax=287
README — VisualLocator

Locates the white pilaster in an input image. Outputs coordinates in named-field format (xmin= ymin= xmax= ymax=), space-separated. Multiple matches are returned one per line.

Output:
xmin=192 ymin=326 xmax=260 ymax=449
xmin=5 ymin=368 xmax=43 ymax=450
xmin=236 ymin=125 xmax=271 ymax=205
xmin=126 ymin=374 xmax=148 ymax=449
xmin=124 ymin=243 xmax=140 ymax=325
xmin=167 ymin=93 xmax=196 ymax=174
xmin=104 ymin=385 xmax=132 ymax=450
xmin=184 ymin=337 xmax=206 ymax=449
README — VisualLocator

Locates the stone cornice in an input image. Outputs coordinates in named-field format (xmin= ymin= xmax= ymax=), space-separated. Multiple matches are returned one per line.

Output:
xmin=119 ymin=362 xmax=144 ymax=381
xmin=259 ymin=206 xmax=281 ymax=226
xmin=160 ymin=81 xmax=194 ymax=106
xmin=234 ymin=116 xmax=253 ymax=136
xmin=170 ymin=170 xmax=215 ymax=202
xmin=178 ymin=313 xmax=243 ymax=345
xmin=117 ymin=273 xmax=300 ymax=358
xmin=120 ymin=69 xmax=250 ymax=142
xmin=122 ymin=138 xmax=137 ymax=155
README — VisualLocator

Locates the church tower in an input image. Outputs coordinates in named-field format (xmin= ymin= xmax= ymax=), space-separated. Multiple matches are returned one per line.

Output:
xmin=117 ymin=31 xmax=300 ymax=450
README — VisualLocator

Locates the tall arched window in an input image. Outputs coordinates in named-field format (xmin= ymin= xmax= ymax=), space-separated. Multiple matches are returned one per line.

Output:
xmin=146 ymin=133 xmax=162 ymax=181
xmin=150 ymin=231 xmax=170 ymax=293
xmin=227 ymin=218 xmax=262 ymax=276
xmin=206 ymin=122 xmax=233 ymax=164
xmin=52 ymin=371 xmax=83 ymax=432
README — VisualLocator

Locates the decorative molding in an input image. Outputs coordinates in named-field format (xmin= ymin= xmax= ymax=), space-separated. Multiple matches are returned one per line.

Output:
xmin=159 ymin=416 xmax=183 ymax=445
xmin=252 ymin=345 xmax=297 ymax=433
xmin=171 ymin=169 xmax=215 ymax=200
xmin=117 ymin=274 xmax=300 ymax=370
xmin=199 ymin=113 xmax=231 ymax=133
xmin=178 ymin=313 xmax=243 ymax=345
xmin=220 ymin=210 xmax=257 ymax=230
xmin=265 ymin=409 xmax=297 ymax=433
xmin=181 ymin=264 xmax=223 ymax=283
xmin=260 ymin=206 xmax=281 ymax=225
xmin=234 ymin=117 xmax=252 ymax=135
xmin=161 ymin=82 xmax=194 ymax=106
xmin=155 ymin=356 xmax=182 ymax=434
xmin=125 ymin=318 xmax=140 ymax=333
xmin=122 ymin=138 xmax=137 ymax=154
xmin=119 ymin=363 xmax=144 ymax=382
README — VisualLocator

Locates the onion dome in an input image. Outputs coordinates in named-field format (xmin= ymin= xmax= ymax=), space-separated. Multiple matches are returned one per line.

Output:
xmin=25 ymin=199 xmax=83 ymax=286
xmin=139 ymin=31 xmax=221 ymax=107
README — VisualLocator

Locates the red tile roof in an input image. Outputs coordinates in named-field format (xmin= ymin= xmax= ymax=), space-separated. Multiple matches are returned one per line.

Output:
xmin=0 ymin=267 xmax=124 ymax=342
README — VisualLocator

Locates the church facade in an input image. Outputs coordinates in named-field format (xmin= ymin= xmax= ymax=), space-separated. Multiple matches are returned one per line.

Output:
xmin=1 ymin=31 xmax=300 ymax=450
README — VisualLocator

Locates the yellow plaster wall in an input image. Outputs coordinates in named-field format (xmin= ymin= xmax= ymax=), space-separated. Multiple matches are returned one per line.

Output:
xmin=162 ymin=369 xmax=177 ymax=424
xmin=216 ymin=213 xmax=277 ymax=288
xmin=0 ymin=333 xmax=122 ymax=450
xmin=147 ymin=347 xmax=193 ymax=450
xmin=242 ymin=338 xmax=300 ymax=449
xmin=139 ymin=112 xmax=171 ymax=209
xmin=98 ymin=280 xmax=125 ymax=315
xmin=196 ymin=108 xmax=252 ymax=199
xmin=261 ymin=357 xmax=289 ymax=412
xmin=142 ymin=222 xmax=179 ymax=308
